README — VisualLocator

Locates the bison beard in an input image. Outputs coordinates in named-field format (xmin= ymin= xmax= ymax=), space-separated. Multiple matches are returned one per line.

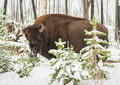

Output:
xmin=23 ymin=14 xmax=108 ymax=60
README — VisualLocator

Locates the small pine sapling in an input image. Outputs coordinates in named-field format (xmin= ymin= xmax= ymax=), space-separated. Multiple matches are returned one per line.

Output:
xmin=49 ymin=38 xmax=89 ymax=85
xmin=80 ymin=17 xmax=111 ymax=84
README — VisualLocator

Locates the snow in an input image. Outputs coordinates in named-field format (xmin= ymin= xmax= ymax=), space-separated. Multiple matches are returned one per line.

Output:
xmin=0 ymin=46 xmax=120 ymax=85
xmin=0 ymin=40 xmax=23 ymax=46
xmin=0 ymin=58 xmax=120 ymax=85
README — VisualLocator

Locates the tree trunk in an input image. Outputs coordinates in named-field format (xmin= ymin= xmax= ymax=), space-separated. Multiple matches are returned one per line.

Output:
xmin=3 ymin=0 xmax=7 ymax=20
xmin=118 ymin=0 xmax=120 ymax=41
xmin=115 ymin=0 xmax=119 ymax=40
xmin=65 ymin=0 xmax=68 ymax=14
xmin=118 ymin=2 xmax=120 ymax=28
xmin=101 ymin=0 xmax=103 ymax=24
xmin=84 ymin=0 xmax=92 ymax=18
xmin=53 ymin=0 xmax=55 ymax=13
xmin=3 ymin=0 xmax=7 ymax=15
xmin=13 ymin=0 xmax=15 ymax=19
xmin=38 ymin=0 xmax=40 ymax=16
xmin=83 ymin=0 xmax=87 ymax=14
xmin=49 ymin=0 xmax=50 ymax=13
xmin=20 ymin=0 xmax=24 ymax=23
xmin=16 ymin=0 xmax=19 ymax=22
xmin=91 ymin=0 xmax=94 ymax=20
xmin=24 ymin=0 xmax=27 ymax=21
xmin=32 ymin=0 xmax=37 ymax=20
xmin=83 ymin=0 xmax=88 ymax=18
xmin=58 ymin=0 xmax=59 ymax=13
xmin=39 ymin=0 xmax=47 ymax=16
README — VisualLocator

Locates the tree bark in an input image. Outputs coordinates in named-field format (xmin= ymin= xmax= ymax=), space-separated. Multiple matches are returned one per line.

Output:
xmin=101 ymin=0 xmax=103 ymax=24
xmin=84 ymin=0 xmax=92 ymax=18
xmin=20 ymin=0 xmax=24 ymax=23
xmin=32 ymin=0 xmax=37 ymax=20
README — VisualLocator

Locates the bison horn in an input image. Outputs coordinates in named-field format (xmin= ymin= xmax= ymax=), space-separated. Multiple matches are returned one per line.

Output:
xmin=39 ymin=23 xmax=45 ymax=33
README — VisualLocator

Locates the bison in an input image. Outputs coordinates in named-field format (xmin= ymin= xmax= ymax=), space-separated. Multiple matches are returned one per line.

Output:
xmin=23 ymin=14 xmax=108 ymax=59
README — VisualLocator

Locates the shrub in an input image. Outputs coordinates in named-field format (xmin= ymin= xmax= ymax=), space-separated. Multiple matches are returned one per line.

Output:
xmin=49 ymin=38 xmax=89 ymax=85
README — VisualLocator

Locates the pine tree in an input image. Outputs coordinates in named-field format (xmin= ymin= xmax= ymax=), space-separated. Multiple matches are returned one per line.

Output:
xmin=80 ymin=17 xmax=111 ymax=84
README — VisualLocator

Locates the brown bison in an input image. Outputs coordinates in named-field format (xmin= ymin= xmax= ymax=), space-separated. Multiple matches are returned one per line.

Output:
xmin=23 ymin=14 xmax=108 ymax=59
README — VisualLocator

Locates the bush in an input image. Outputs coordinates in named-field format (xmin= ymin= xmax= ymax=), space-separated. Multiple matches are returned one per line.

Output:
xmin=0 ymin=43 xmax=15 ymax=73
xmin=49 ymin=38 xmax=89 ymax=85
xmin=14 ymin=53 xmax=41 ymax=78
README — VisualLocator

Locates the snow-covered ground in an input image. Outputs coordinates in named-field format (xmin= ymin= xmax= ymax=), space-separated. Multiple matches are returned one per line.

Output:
xmin=0 ymin=46 xmax=120 ymax=85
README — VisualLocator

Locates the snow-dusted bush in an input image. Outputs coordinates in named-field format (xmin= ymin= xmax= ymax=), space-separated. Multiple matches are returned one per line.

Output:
xmin=14 ymin=53 xmax=41 ymax=78
xmin=0 ymin=8 xmax=36 ymax=76
xmin=0 ymin=8 xmax=34 ymax=42
xmin=80 ymin=17 xmax=111 ymax=82
xmin=49 ymin=38 xmax=89 ymax=85
xmin=0 ymin=43 xmax=15 ymax=73
xmin=0 ymin=9 xmax=9 ymax=41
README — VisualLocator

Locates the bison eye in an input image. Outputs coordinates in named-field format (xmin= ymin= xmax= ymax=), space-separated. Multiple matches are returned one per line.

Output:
xmin=29 ymin=41 xmax=35 ymax=47
xmin=31 ymin=41 xmax=35 ymax=45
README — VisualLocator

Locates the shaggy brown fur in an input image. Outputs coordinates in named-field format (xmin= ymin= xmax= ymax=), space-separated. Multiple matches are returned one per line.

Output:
xmin=23 ymin=14 xmax=108 ymax=59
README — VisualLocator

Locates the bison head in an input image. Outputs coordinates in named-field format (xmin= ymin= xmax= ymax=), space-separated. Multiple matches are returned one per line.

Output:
xmin=23 ymin=23 xmax=46 ymax=57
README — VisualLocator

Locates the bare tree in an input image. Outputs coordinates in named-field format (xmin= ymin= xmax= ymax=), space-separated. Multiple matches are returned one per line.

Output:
xmin=32 ymin=0 xmax=37 ymax=20
xmin=20 ymin=0 xmax=24 ymax=23
xmin=118 ymin=2 xmax=120 ymax=41
xmin=65 ymin=0 xmax=68 ymax=14
xmin=58 ymin=0 xmax=59 ymax=13
xmin=91 ymin=0 xmax=94 ymax=20
xmin=83 ymin=0 xmax=88 ymax=18
xmin=38 ymin=0 xmax=40 ymax=16
xmin=24 ymin=0 xmax=27 ymax=20
xmin=115 ymin=0 xmax=120 ymax=41
xmin=45 ymin=0 xmax=47 ymax=14
xmin=13 ymin=0 xmax=15 ymax=19
xmin=49 ymin=0 xmax=50 ymax=13
xmin=101 ymin=0 xmax=103 ymax=24
xmin=115 ymin=0 xmax=119 ymax=40
xmin=16 ymin=0 xmax=19 ymax=22
xmin=39 ymin=0 xmax=47 ymax=16
xmin=84 ymin=0 xmax=92 ymax=18
xmin=53 ymin=0 xmax=55 ymax=13
xmin=3 ymin=0 xmax=8 ymax=19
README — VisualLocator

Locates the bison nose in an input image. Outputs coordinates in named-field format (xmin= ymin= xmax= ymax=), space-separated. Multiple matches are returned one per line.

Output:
xmin=30 ymin=52 xmax=37 ymax=57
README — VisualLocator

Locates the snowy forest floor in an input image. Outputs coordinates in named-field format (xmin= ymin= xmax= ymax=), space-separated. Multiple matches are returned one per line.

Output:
xmin=0 ymin=45 xmax=120 ymax=85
